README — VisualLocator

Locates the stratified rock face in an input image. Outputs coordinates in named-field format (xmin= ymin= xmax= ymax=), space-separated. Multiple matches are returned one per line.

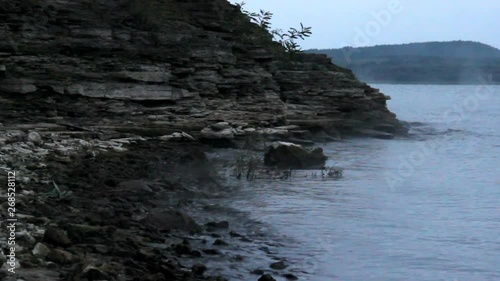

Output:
xmin=0 ymin=0 xmax=407 ymax=137
xmin=274 ymin=54 xmax=404 ymax=135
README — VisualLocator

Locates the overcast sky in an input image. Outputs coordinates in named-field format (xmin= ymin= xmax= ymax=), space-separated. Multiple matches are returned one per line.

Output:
xmin=228 ymin=0 xmax=500 ymax=50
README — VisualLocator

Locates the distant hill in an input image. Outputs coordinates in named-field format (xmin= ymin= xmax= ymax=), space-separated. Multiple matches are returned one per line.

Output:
xmin=307 ymin=41 xmax=500 ymax=84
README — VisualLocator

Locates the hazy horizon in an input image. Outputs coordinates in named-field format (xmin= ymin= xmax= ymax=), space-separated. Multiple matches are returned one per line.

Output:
xmin=307 ymin=40 xmax=500 ymax=51
xmin=228 ymin=0 xmax=500 ymax=50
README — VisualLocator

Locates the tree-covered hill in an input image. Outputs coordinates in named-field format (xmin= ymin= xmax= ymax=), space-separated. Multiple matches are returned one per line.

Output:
xmin=307 ymin=41 xmax=500 ymax=84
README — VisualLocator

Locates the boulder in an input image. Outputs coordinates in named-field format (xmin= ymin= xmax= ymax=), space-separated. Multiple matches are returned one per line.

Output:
xmin=269 ymin=260 xmax=288 ymax=270
xmin=264 ymin=142 xmax=327 ymax=169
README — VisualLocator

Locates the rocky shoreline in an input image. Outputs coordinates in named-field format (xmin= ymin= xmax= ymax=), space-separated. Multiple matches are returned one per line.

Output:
xmin=1 ymin=0 xmax=410 ymax=280
xmin=0 ymin=126 xmax=312 ymax=281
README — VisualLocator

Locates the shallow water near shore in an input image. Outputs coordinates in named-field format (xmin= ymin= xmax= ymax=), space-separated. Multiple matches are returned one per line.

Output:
xmin=198 ymin=84 xmax=500 ymax=281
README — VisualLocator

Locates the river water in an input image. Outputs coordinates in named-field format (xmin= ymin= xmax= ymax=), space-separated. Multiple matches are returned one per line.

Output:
xmin=202 ymin=84 xmax=500 ymax=281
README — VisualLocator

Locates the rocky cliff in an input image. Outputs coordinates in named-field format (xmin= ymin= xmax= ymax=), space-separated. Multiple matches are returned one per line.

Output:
xmin=0 ymin=0 xmax=407 ymax=142
xmin=0 ymin=1 xmax=410 ymax=279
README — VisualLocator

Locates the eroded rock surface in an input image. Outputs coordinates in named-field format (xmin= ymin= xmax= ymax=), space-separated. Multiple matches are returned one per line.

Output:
xmin=0 ymin=0 xmax=407 ymax=142
xmin=0 ymin=0 xmax=410 ymax=280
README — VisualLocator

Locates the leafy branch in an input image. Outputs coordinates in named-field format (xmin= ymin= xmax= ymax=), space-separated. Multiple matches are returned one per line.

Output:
xmin=236 ymin=1 xmax=312 ymax=53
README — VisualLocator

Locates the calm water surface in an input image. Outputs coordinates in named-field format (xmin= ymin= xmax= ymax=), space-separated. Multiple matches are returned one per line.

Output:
xmin=206 ymin=84 xmax=500 ymax=281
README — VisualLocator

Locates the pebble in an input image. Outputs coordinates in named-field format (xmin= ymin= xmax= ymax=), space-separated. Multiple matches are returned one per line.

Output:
xmin=27 ymin=131 xmax=42 ymax=144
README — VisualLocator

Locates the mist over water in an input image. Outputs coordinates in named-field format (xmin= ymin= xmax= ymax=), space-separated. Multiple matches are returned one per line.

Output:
xmin=207 ymin=85 xmax=500 ymax=281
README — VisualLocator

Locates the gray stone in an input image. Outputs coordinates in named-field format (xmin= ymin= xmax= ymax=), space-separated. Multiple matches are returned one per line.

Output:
xmin=81 ymin=265 xmax=109 ymax=280
xmin=27 ymin=132 xmax=42 ymax=144
xmin=283 ymin=273 xmax=298 ymax=280
xmin=209 ymin=122 xmax=231 ymax=131
xmin=260 ymin=128 xmax=290 ymax=137
xmin=201 ymin=128 xmax=234 ymax=139
xmin=269 ymin=261 xmax=287 ymax=270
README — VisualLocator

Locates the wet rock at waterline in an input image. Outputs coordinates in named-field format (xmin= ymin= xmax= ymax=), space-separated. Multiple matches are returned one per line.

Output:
xmin=258 ymin=274 xmax=277 ymax=281
xmin=283 ymin=273 xmax=299 ymax=280
xmin=264 ymin=142 xmax=327 ymax=169
xmin=192 ymin=263 xmax=207 ymax=276
xmin=213 ymin=239 xmax=229 ymax=246
xmin=270 ymin=260 xmax=288 ymax=270
xmin=206 ymin=221 xmax=230 ymax=229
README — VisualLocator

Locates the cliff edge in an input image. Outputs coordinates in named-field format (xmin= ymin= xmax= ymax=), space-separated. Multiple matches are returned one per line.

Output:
xmin=0 ymin=0 xmax=407 ymax=142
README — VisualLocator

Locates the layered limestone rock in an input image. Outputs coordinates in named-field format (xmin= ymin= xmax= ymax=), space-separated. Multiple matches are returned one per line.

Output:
xmin=0 ymin=0 xmax=408 ymax=141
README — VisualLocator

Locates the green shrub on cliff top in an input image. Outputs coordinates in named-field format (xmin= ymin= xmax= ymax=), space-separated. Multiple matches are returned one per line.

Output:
xmin=236 ymin=1 xmax=312 ymax=54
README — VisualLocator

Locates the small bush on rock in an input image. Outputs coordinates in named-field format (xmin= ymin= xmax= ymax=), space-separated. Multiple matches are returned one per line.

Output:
xmin=236 ymin=2 xmax=312 ymax=54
